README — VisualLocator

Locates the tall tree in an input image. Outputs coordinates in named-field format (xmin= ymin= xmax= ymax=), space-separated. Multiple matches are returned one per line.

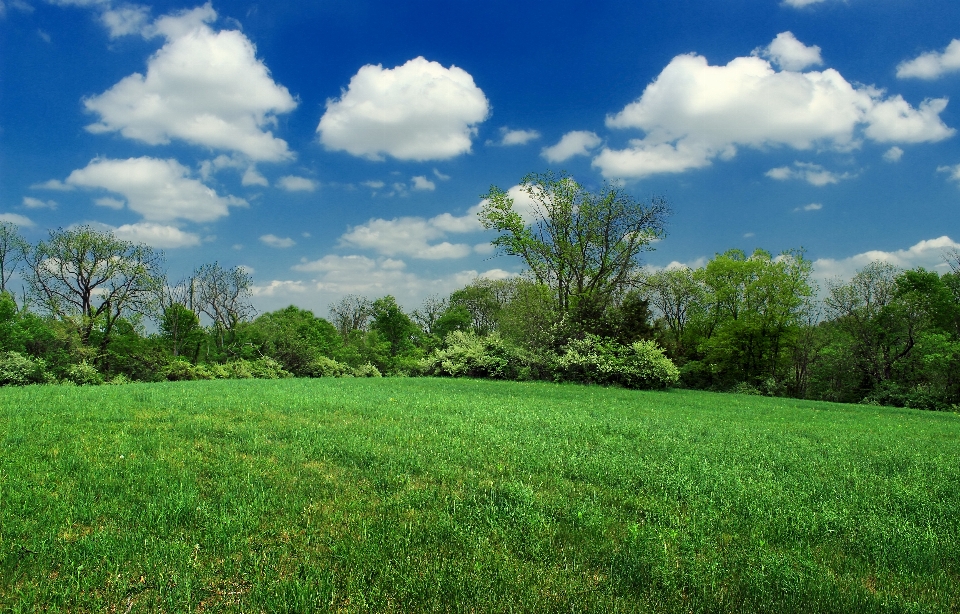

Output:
xmin=0 ymin=222 xmax=29 ymax=296
xmin=193 ymin=262 xmax=254 ymax=352
xmin=328 ymin=294 xmax=373 ymax=340
xmin=27 ymin=226 xmax=163 ymax=355
xmin=480 ymin=171 xmax=668 ymax=316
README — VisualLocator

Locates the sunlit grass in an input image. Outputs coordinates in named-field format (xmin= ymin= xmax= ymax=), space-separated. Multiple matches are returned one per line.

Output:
xmin=1 ymin=378 xmax=958 ymax=612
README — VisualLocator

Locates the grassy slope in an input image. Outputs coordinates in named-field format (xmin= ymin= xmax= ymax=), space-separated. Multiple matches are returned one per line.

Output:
xmin=1 ymin=378 xmax=958 ymax=613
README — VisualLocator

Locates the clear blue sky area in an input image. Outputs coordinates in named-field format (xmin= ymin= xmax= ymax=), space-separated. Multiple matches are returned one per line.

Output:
xmin=2 ymin=0 xmax=959 ymax=312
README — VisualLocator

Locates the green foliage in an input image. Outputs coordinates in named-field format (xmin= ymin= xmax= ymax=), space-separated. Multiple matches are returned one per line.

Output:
xmin=555 ymin=335 xmax=679 ymax=389
xmin=247 ymin=306 xmax=343 ymax=376
xmin=421 ymin=330 xmax=536 ymax=380
xmin=306 ymin=355 xmax=354 ymax=377
xmin=65 ymin=361 xmax=104 ymax=386
xmin=0 ymin=351 xmax=50 ymax=386
xmin=351 ymin=362 xmax=382 ymax=378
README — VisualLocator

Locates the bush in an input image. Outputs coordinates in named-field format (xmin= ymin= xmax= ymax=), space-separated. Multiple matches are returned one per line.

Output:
xmin=0 ymin=351 xmax=50 ymax=386
xmin=352 ymin=363 xmax=382 ymax=378
xmin=160 ymin=358 xmax=212 ymax=381
xmin=306 ymin=356 xmax=353 ymax=377
xmin=555 ymin=335 xmax=679 ymax=389
xmin=421 ymin=331 xmax=532 ymax=380
xmin=247 ymin=357 xmax=291 ymax=379
xmin=65 ymin=361 xmax=104 ymax=386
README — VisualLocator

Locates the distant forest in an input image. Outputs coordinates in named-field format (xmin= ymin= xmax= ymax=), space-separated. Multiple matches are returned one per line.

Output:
xmin=1 ymin=174 xmax=958 ymax=411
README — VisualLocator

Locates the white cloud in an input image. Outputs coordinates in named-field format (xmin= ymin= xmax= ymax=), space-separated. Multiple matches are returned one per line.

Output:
xmin=260 ymin=234 xmax=296 ymax=248
xmin=340 ymin=217 xmax=473 ymax=260
xmin=65 ymin=156 xmax=246 ymax=223
xmin=242 ymin=167 xmax=268 ymax=187
xmin=108 ymin=222 xmax=200 ymax=248
xmin=541 ymin=131 xmax=602 ymax=163
xmin=22 ymin=196 xmax=57 ymax=209
xmin=758 ymin=31 xmax=822 ymax=71
xmin=782 ymin=0 xmax=828 ymax=7
xmin=883 ymin=146 xmax=904 ymax=163
xmin=496 ymin=127 xmax=540 ymax=146
xmin=250 ymin=280 xmax=306 ymax=296
xmin=411 ymin=175 xmax=436 ymax=191
xmin=937 ymin=163 xmax=960 ymax=183
xmin=897 ymin=40 xmax=960 ymax=80
xmin=594 ymin=34 xmax=954 ymax=179
xmin=95 ymin=196 xmax=125 ymax=209
xmin=362 ymin=180 xmax=385 ymax=190
xmin=0 ymin=213 xmax=34 ymax=227
xmin=765 ymin=161 xmax=852 ymax=186
xmin=30 ymin=179 xmax=74 ymax=191
xmin=794 ymin=202 xmax=823 ymax=212
xmin=100 ymin=4 xmax=150 ymax=38
xmin=84 ymin=4 xmax=297 ymax=161
xmin=814 ymin=236 xmax=960 ymax=283
xmin=277 ymin=176 xmax=318 ymax=192
xmin=433 ymin=168 xmax=450 ymax=181
xmin=317 ymin=56 xmax=490 ymax=161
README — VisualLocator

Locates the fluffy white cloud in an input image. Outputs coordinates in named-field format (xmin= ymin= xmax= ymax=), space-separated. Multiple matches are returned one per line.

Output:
xmin=277 ymin=176 xmax=318 ymax=192
xmin=101 ymin=4 xmax=150 ymax=38
xmin=0 ymin=213 xmax=34 ymax=227
xmin=106 ymin=222 xmax=201 ymax=248
xmin=84 ymin=4 xmax=297 ymax=161
xmin=30 ymin=179 xmax=73 ymax=191
xmin=95 ymin=197 xmax=125 ymax=209
xmin=317 ymin=56 xmax=490 ymax=161
xmin=765 ymin=161 xmax=852 ymax=186
xmin=411 ymin=176 xmax=436 ymax=191
xmin=813 ymin=236 xmax=960 ymax=283
xmin=937 ymin=163 xmax=960 ymax=183
xmin=793 ymin=202 xmax=823 ymax=212
xmin=250 ymin=280 xmax=307 ymax=296
xmin=242 ymin=167 xmax=268 ymax=187
xmin=260 ymin=234 xmax=296 ymax=248
xmin=897 ymin=40 xmax=960 ymax=80
xmin=594 ymin=33 xmax=954 ymax=179
xmin=65 ymin=156 xmax=246 ymax=222
xmin=883 ymin=146 xmax=904 ymax=163
xmin=22 ymin=196 xmax=57 ymax=209
xmin=758 ymin=31 xmax=822 ymax=71
xmin=362 ymin=180 xmax=385 ymax=190
xmin=541 ymin=131 xmax=602 ymax=163
xmin=340 ymin=216 xmax=474 ymax=260
xmin=496 ymin=127 xmax=540 ymax=146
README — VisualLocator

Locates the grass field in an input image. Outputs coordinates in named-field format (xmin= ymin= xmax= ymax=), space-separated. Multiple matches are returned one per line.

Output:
xmin=1 ymin=378 xmax=958 ymax=613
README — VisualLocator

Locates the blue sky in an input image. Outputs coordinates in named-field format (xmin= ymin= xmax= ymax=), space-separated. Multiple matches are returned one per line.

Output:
xmin=2 ymin=0 xmax=960 ymax=314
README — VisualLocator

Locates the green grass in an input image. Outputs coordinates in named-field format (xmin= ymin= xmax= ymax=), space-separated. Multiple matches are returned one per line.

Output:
xmin=1 ymin=378 xmax=958 ymax=613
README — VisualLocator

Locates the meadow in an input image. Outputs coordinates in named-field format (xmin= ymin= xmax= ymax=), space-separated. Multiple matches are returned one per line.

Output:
xmin=1 ymin=378 xmax=958 ymax=613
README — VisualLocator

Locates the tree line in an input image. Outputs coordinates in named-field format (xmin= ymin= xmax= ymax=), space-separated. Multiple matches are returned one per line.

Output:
xmin=0 ymin=172 xmax=958 ymax=410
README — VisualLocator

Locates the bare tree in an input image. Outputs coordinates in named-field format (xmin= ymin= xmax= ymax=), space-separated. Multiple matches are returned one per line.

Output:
xmin=27 ymin=225 xmax=164 ymax=353
xmin=412 ymin=294 xmax=449 ymax=335
xmin=0 ymin=222 xmax=29 ymax=296
xmin=641 ymin=266 xmax=703 ymax=353
xmin=328 ymin=294 xmax=372 ymax=339
xmin=193 ymin=262 xmax=255 ymax=351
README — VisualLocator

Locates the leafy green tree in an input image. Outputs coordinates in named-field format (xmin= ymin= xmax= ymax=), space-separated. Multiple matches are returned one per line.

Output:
xmin=27 ymin=226 xmax=164 ymax=361
xmin=193 ymin=262 xmax=254 ymax=356
xmin=247 ymin=306 xmax=342 ymax=376
xmin=480 ymin=171 xmax=668 ymax=317
xmin=643 ymin=267 xmax=704 ymax=357
xmin=160 ymin=303 xmax=204 ymax=360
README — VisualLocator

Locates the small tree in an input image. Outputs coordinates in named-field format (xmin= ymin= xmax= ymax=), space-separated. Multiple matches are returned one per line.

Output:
xmin=27 ymin=226 xmax=163 ymax=359
xmin=0 ymin=222 xmax=29 ymax=296
xmin=480 ymin=171 xmax=668 ymax=317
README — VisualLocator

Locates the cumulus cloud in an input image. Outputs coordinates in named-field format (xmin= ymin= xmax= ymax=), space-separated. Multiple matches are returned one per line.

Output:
xmin=83 ymin=3 xmax=297 ymax=161
xmin=30 ymin=179 xmax=74 ymax=191
xmin=64 ymin=156 xmax=246 ymax=222
xmin=22 ymin=196 xmax=57 ymax=209
xmin=883 ymin=146 xmax=904 ymax=163
xmin=937 ymin=163 xmax=960 ymax=183
xmin=362 ymin=180 xmax=385 ymax=190
xmin=433 ymin=168 xmax=450 ymax=181
xmin=793 ymin=203 xmax=823 ymax=212
xmin=95 ymin=197 xmax=125 ymax=209
xmin=494 ymin=127 xmax=540 ymax=146
xmin=814 ymin=236 xmax=960 ymax=283
xmin=277 ymin=176 xmax=318 ymax=192
xmin=0 ymin=213 xmax=34 ymax=227
xmin=317 ymin=56 xmax=490 ymax=161
xmin=260 ymin=234 xmax=296 ymax=248
xmin=250 ymin=279 xmax=307 ymax=296
xmin=105 ymin=222 xmax=201 ymax=248
xmin=897 ymin=40 xmax=960 ymax=80
xmin=593 ymin=33 xmax=954 ymax=179
xmin=765 ymin=161 xmax=853 ymax=186
xmin=340 ymin=216 xmax=475 ymax=260
xmin=242 ymin=167 xmax=268 ymax=187
xmin=758 ymin=31 xmax=822 ymax=71
xmin=101 ymin=4 xmax=150 ymax=38
xmin=411 ymin=176 xmax=436 ymax=191
xmin=541 ymin=131 xmax=602 ymax=163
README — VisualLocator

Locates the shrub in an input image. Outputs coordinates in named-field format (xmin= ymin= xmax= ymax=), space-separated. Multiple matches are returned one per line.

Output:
xmin=555 ymin=335 xmax=679 ymax=389
xmin=352 ymin=363 xmax=382 ymax=378
xmin=160 ymin=358 xmax=212 ymax=381
xmin=65 ymin=361 xmax=104 ymax=386
xmin=248 ymin=357 xmax=291 ymax=379
xmin=306 ymin=356 xmax=353 ymax=377
xmin=0 ymin=351 xmax=50 ymax=386
xmin=421 ymin=331 xmax=531 ymax=380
